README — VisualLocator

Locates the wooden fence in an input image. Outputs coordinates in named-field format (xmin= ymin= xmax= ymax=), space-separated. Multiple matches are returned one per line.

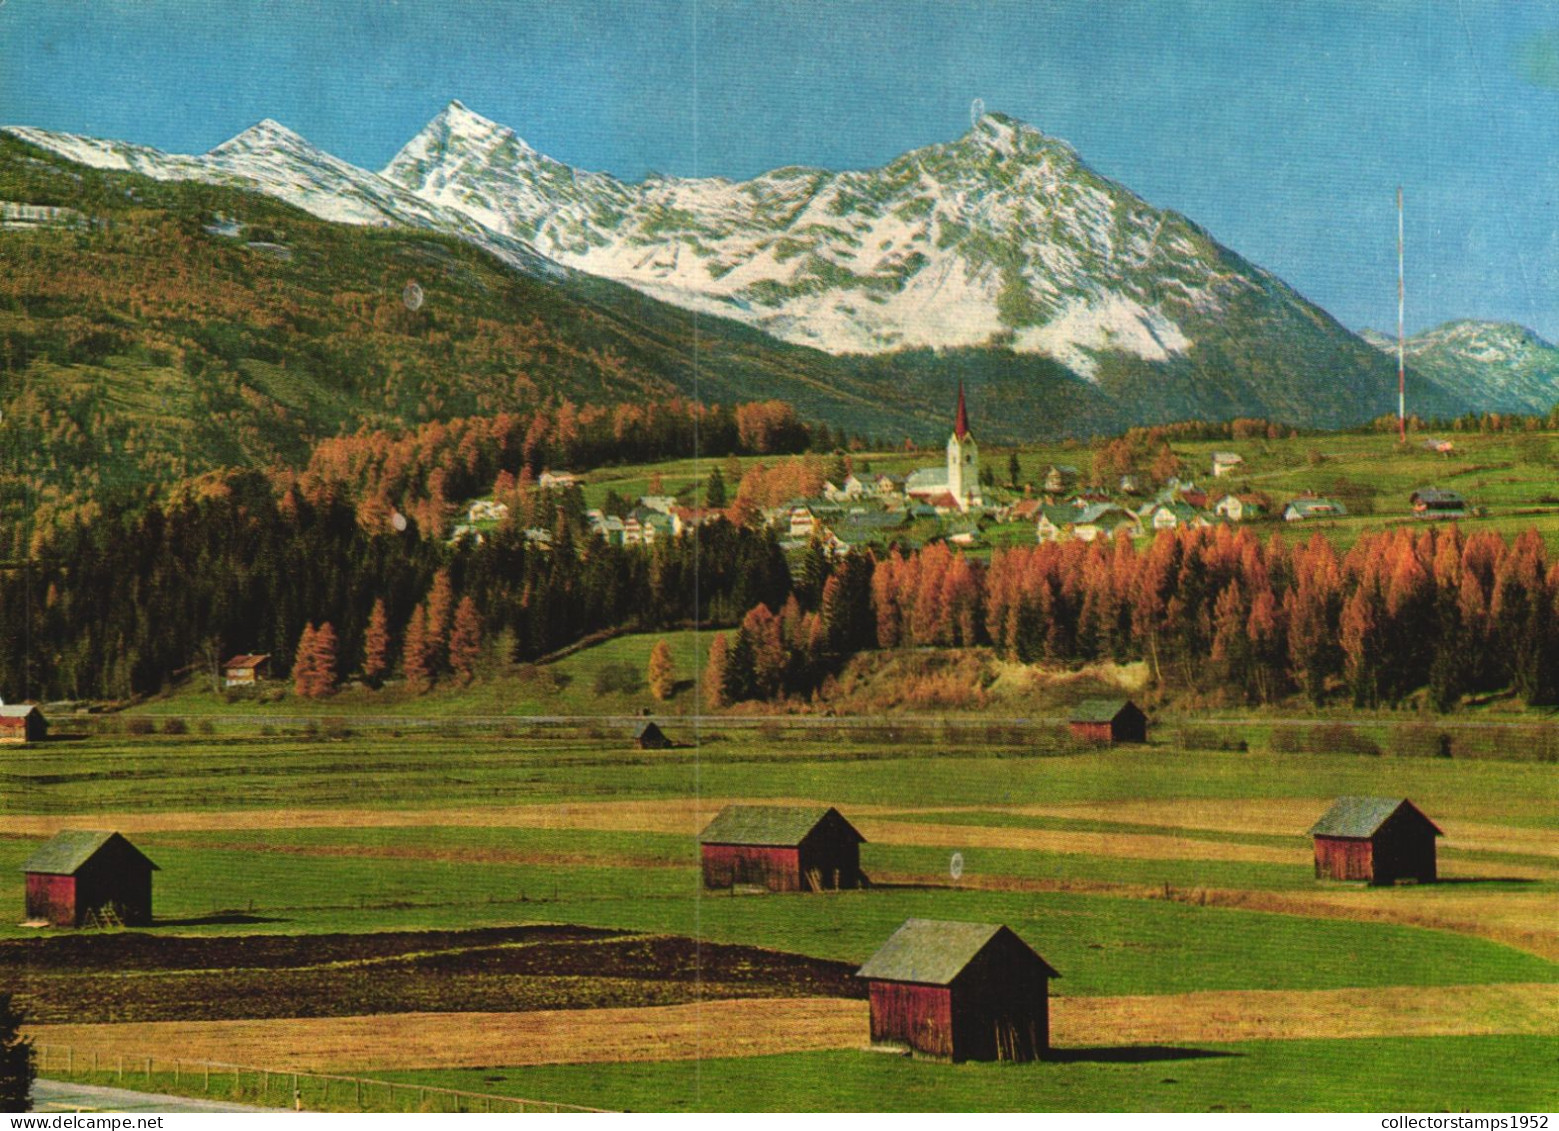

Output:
xmin=35 ymin=1044 xmax=612 ymax=1113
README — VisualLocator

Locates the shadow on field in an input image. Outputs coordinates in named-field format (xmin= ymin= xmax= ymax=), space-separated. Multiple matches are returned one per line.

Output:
xmin=1430 ymin=877 xmax=1539 ymax=887
xmin=1048 ymin=1046 xmax=1241 ymax=1064
xmin=154 ymin=912 xmax=291 ymax=927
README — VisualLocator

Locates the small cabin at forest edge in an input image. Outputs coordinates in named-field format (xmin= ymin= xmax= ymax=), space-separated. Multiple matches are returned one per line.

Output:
xmin=698 ymin=805 xmax=865 ymax=892
xmin=22 ymin=830 xmax=159 ymax=927
xmin=222 ymin=654 xmax=270 ymax=687
xmin=1067 ymin=699 xmax=1148 ymax=744
xmin=857 ymin=918 xmax=1060 ymax=1062
xmin=0 ymin=704 xmax=47 ymax=745
xmin=1309 ymin=797 xmax=1442 ymax=885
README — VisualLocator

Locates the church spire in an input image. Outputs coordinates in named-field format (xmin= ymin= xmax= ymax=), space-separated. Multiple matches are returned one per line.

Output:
xmin=954 ymin=381 xmax=970 ymax=439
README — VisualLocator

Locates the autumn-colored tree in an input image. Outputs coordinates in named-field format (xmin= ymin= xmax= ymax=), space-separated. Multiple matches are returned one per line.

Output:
xmin=425 ymin=570 xmax=454 ymax=669
xmin=292 ymin=622 xmax=338 ymax=698
xmin=448 ymin=596 xmax=483 ymax=684
xmin=362 ymin=598 xmax=391 ymax=685
xmin=743 ymin=603 xmax=786 ymax=699
xmin=703 ymin=632 xmax=730 ymax=710
xmin=648 ymin=639 xmax=676 ymax=701
xmin=402 ymin=604 xmax=433 ymax=692
xmin=292 ymin=623 xmax=317 ymax=697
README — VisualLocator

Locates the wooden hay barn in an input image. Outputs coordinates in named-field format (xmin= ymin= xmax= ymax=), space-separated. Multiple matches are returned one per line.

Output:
xmin=698 ymin=805 xmax=864 ymax=892
xmin=634 ymin=721 xmax=672 ymax=750
xmin=1309 ymin=797 xmax=1442 ymax=885
xmin=222 ymin=653 xmax=270 ymax=687
xmin=0 ymin=705 xmax=46 ymax=745
xmin=857 ymin=918 xmax=1060 ymax=1062
xmin=1067 ymin=699 xmax=1147 ymax=744
xmin=22 ymin=830 xmax=159 ymax=927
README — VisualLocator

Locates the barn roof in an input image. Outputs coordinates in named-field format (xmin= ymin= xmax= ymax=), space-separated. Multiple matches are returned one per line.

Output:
xmin=633 ymin=721 xmax=663 ymax=738
xmin=1069 ymin=698 xmax=1137 ymax=723
xmin=0 ymin=705 xmax=40 ymax=718
xmin=1308 ymin=797 xmax=1443 ymax=839
xmin=223 ymin=653 xmax=269 ymax=668
xmin=21 ymin=830 xmax=159 ymax=876
xmin=856 ymin=918 xmax=1059 ymax=985
xmin=698 ymin=805 xmax=863 ymax=847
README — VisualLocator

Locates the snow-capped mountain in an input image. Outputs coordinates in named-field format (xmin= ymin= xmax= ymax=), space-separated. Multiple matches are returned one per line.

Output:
xmin=3 ymin=119 xmax=560 ymax=277
xmin=384 ymin=101 xmax=1269 ymax=373
xmin=8 ymin=103 xmax=1441 ymax=429
xmin=1361 ymin=321 xmax=1559 ymax=414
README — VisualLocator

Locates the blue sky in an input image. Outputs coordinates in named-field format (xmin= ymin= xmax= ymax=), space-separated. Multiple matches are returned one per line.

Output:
xmin=5 ymin=0 xmax=1558 ymax=341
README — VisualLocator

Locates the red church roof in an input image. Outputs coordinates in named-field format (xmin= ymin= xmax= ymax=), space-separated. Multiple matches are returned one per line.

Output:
xmin=954 ymin=382 xmax=971 ymax=439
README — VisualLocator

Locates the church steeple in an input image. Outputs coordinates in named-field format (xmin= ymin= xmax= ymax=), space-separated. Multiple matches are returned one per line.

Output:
xmin=946 ymin=381 xmax=981 ymax=511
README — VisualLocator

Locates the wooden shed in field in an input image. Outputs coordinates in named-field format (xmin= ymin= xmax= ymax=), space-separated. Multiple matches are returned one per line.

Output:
xmin=1067 ymin=699 xmax=1147 ymax=744
xmin=0 ymin=704 xmax=46 ymax=745
xmin=634 ymin=721 xmax=672 ymax=750
xmin=698 ymin=805 xmax=864 ymax=892
xmin=21 ymin=830 xmax=158 ymax=927
xmin=857 ymin=918 xmax=1060 ymax=1062
xmin=1309 ymin=797 xmax=1442 ymax=885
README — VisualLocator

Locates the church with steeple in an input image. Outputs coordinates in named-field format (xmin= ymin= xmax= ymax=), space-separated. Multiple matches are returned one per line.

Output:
xmin=906 ymin=383 xmax=983 ymax=513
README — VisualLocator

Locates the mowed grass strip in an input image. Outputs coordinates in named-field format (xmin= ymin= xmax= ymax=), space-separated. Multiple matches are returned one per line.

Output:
xmin=382 ymin=1035 xmax=1559 ymax=1112
xmin=27 ymin=984 xmax=1558 ymax=1071
xmin=7 ymin=742 xmax=1558 ymax=820
xmin=24 ymin=998 xmax=866 ymax=1073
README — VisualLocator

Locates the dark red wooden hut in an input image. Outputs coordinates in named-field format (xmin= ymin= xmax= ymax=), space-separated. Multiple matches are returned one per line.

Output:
xmin=857 ymin=918 xmax=1060 ymax=1062
xmin=0 ymin=705 xmax=46 ymax=745
xmin=22 ymin=830 xmax=159 ymax=927
xmin=1309 ymin=797 xmax=1442 ymax=885
xmin=634 ymin=721 xmax=672 ymax=750
xmin=698 ymin=805 xmax=864 ymax=892
xmin=1067 ymin=699 xmax=1147 ymax=743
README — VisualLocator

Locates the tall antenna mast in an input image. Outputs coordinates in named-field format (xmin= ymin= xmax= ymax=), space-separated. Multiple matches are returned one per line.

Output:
xmin=1397 ymin=185 xmax=1406 ymax=443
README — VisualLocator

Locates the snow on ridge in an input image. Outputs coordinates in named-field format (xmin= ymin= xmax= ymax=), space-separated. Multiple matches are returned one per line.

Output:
xmin=1017 ymin=294 xmax=1192 ymax=381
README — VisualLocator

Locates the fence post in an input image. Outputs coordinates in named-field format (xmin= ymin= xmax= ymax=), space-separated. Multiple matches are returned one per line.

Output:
xmin=175 ymin=1059 xmax=180 ymax=1084
xmin=205 ymin=1063 xmax=210 ymax=1092
xmin=356 ymin=1077 xmax=363 ymax=1108
xmin=117 ymin=1055 xmax=123 ymax=1082
xmin=145 ymin=1056 xmax=151 ymax=1081
xmin=93 ymin=1051 xmax=99 ymax=1073
xmin=67 ymin=1047 xmax=72 ymax=1074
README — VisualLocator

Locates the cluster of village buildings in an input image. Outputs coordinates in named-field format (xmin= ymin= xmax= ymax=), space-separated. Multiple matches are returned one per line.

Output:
xmin=450 ymin=393 xmax=1474 ymax=556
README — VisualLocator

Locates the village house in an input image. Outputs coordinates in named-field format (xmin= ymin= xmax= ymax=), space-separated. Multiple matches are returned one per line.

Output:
xmin=857 ymin=918 xmax=1060 ymax=1062
xmin=1211 ymin=451 xmax=1244 ymax=478
xmin=699 ymin=805 xmax=865 ymax=892
xmin=537 ymin=470 xmax=582 ymax=490
xmin=1068 ymin=699 xmax=1148 ymax=744
xmin=1148 ymin=501 xmax=1203 ymax=531
xmin=0 ymin=704 xmax=46 ymax=745
xmin=1043 ymin=465 xmax=1081 ymax=495
xmin=22 ymin=830 xmax=158 ymax=928
xmin=222 ymin=654 xmax=270 ymax=687
xmin=1411 ymin=487 xmax=1466 ymax=519
xmin=1215 ymin=494 xmax=1267 ymax=523
xmin=1073 ymin=503 xmax=1139 ymax=542
xmin=1284 ymin=497 xmax=1348 ymax=522
xmin=1309 ymin=797 xmax=1442 ymax=885
xmin=1035 ymin=503 xmax=1082 ymax=543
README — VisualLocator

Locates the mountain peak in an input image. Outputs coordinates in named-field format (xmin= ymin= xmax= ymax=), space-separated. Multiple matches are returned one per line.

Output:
xmin=208 ymin=117 xmax=316 ymax=156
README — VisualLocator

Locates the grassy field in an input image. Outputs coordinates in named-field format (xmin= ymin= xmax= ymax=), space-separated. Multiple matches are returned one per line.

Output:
xmin=7 ymin=726 xmax=1557 ymax=1111
xmin=383 ymin=1036 xmax=1559 ymax=1112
